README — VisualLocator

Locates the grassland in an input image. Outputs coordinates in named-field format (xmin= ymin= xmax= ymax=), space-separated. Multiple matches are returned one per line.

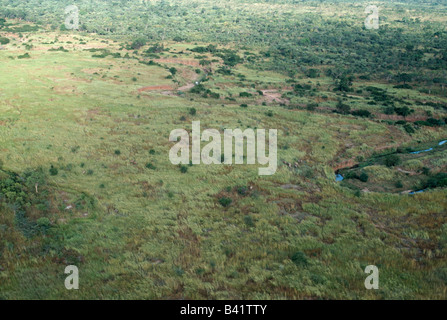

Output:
xmin=0 ymin=1 xmax=447 ymax=300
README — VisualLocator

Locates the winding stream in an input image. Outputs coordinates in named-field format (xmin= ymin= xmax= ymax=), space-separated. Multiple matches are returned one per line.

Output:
xmin=335 ymin=139 xmax=447 ymax=194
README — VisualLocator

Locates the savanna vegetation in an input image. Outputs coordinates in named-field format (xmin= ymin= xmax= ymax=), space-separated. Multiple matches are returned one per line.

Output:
xmin=0 ymin=0 xmax=446 ymax=299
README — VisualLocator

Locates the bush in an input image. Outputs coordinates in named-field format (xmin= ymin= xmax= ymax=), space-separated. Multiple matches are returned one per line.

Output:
xmin=424 ymin=173 xmax=447 ymax=189
xmin=114 ymin=149 xmax=121 ymax=155
xmin=306 ymin=103 xmax=318 ymax=111
xmin=209 ymin=92 xmax=220 ymax=99
xmin=145 ymin=163 xmax=156 ymax=170
xmin=351 ymin=109 xmax=371 ymax=118
xmin=403 ymin=124 xmax=415 ymax=134
xmin=218 ymin=197 xmax=232 ymax=207
xmin=49 ymin=165 xmax=58 ymax=176
xmin=0 ymin=37 xmax=10 ymax=45
xmin=395 ymin=106 xmax=413 ymax=117
xmin=240 ymin=104 xmax=248 ymax=108
xmin=243 ymin=215 xmax=255 ymax=227
xmin=384 ymin=106 xmax=395 ymax=115
xmin=359 ymin=172 xmax=369 ymax=182
xmin=384 ymin=154 xmax=401 ymax=167
xmin=37 ymin=217 xmax=51 ymax=228
xmin=236 ymin=186 xmax=248 ymax=196
xmin=180 ymin=165 xmax=188 ymax=173
xmin=336 ymin=101 xmax=351 ymax=114
xmin=18 ymin=53 xmax=31 ymax=59
xmin=169 ymin=67 xmax=177 ymax=76
xmin=427 ymin=118 xmax=444 ymax=126
xmin=290 ymin=251 xmax=308 ymax=267
xmin=189 ymin=108 xmax=197 ymax=116
xmin=190 ymin=84 xmax=205 ymax=94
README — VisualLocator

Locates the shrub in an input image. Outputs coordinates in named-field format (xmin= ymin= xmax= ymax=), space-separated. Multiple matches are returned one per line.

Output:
xmin=240 ymin=104 xmax=248 ymax=108
xmin=218 ymin=197 xmax=232 ymax=207
xmin=18 ymin=53 xmax=31 ymax=59
xmin=243 ymin=215 xmax=255 ymax=227
xmin=0 ymin=37 xmax=10 ymax=45
xmin=395 ymin=106 xmax=413 ymax=117
xmin=49 ymin=165 xmax=58 ymax=176
xmin=180 ymin=165 xmax=188 ymax=173
xmin=236 ymin=186 xmax=248 ymax=196
xmin=384 ymin=106 xmax=395 ymax=115
xmin=189 ymin=108 xmax=197 ymax=116
xmin=403 ymin=124 xmax=415 ymax=134
xmin=145 ymin=162 xmax=156 ymax=170
xmin=290 ymin=251 xmax=308 ymax=267
xmin=424 ymin=173 xmax=447 ymax=189
xmin=114 ymin=149 xmax=121 ymax=155
xmin=351 ymin=109 xmax=371 ymax=118
xmin=359 ymin=172 xmax=369 ymax=182
xmin=336 ymin=101 xmax=351 ymax=114
xmin=384 ymin=154 xmax=401 ymax=167
xmin=209 ymin=92 xmax=220 ymax=99
xmin=169 ymin=67 xmax=177 ymax=75
xmin=306 ymin=103 xmax=318 ymax=111
xmin=190 ymin=84 xmax=205 ymax=94
xmin=427 ymin=118 xmax=444 ymax=126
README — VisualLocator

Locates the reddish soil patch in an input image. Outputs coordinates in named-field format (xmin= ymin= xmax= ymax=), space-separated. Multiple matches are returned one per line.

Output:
xmin=332 ymin=159 xmax=357 ymax=171
xmin=375 ymin=114 xmax=427 ymax=122
xmin=260 ymin=90 xmax=289 ymax=104
xmin=138 ymin=85 xmax=174 ymax=92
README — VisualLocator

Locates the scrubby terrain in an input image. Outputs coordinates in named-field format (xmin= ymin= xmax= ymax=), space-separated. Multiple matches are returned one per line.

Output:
xmin=0 ymin=0 xmax=446 ymax=299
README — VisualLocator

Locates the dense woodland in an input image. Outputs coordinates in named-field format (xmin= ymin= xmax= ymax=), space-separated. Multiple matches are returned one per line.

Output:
xmin=0 ymin=0 xmax=446 ymax=90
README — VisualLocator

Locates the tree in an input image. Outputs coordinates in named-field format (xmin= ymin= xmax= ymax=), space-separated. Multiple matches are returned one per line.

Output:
xmin=335 ymin=74 xmax=354 ymax=92
xmin=396 ymin=73 xmax=413 ymax=84
xmin=130 ymin=38 xmax=146 ymax=50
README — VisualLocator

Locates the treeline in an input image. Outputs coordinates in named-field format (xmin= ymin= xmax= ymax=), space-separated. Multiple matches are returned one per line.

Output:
xmin=0 ymin=0 xmax=446 ymax=88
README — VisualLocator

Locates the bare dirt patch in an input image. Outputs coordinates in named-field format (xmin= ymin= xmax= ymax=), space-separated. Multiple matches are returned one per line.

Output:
xmin=155 ymin=58 xmax=200 ymax=67
xmin=260 ymin=90 xmax=289 ymax=104
xmin=138 ymin=85 xmax=174 ymax=92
